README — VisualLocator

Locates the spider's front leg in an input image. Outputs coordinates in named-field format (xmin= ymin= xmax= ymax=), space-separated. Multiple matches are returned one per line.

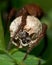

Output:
xmin=7 ymin=8 xmax=17 ymax=24
xmin=23 ymin=23 xmax=47 ymax=61
xmin=7 ymin=8 xmax=17 ymax=50
xmin=7 ymin=8 xmax=28 ymax=50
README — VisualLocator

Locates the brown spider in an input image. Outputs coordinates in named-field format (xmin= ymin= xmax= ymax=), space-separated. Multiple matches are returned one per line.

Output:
xmin=7 ymin=4 xmax=47 ymax=61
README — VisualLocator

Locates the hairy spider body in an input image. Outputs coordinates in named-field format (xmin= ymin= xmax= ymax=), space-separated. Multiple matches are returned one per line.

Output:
xmin=10 ymin=16 xmax=43 ymax=48
xmin=7 ymin=4 xmax=47 ymax=61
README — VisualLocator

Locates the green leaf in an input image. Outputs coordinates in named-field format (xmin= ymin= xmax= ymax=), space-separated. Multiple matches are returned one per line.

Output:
xmin=0 ymin=49 xmax=15 ymax=65
xmin=12 ymin=50 xmax=46 ymax=65
xmin=0 ymin=49 xmax=24 ymax=65
xmin=0 ymin=13 xmax=5 ymax=49
xmin=0 ymin=53 xmax=15 ymax=65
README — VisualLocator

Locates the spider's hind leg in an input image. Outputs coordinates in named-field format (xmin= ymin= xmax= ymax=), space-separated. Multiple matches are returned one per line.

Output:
xmin=23 ymin=23 xmax=47 ymax=61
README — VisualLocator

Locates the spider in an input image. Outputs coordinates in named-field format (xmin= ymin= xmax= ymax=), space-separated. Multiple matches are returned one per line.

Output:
xmin=7 ymin=4 xmax=47 ymax=61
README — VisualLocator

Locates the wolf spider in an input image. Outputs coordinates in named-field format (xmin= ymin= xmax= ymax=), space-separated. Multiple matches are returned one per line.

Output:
xmin=6 ymin=4 xmax=47 ymax=61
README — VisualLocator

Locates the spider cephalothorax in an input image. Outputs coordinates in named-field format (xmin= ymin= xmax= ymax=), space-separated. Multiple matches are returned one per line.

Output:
xmin=7 ymin=4 xmax=47 ymax=61
xmin=10 ymin=16 xmax=42 ymax=48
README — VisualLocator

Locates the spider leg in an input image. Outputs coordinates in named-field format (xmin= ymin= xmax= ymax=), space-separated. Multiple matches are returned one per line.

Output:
xmin=7 ymin=38 xmax=13 ymax=50
xmin=7 ymin=8 xmax=17 ymax=30
xmin=8 ymin=8 xmax=17 ymax=21
xmin=23 ymin=23 xmax=47 ymax=61
xmin=7 ymin=8 xmax=28 ymax=51
xmin=23 ymin=46 xmax=33 ymax=61
xmin=7 ymin=9 xmax=17 ymax=50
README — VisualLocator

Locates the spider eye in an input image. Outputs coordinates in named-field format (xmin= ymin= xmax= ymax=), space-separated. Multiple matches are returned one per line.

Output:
xmin=22 ymin=38 xmax=27 ymax=44
xmin=18 ymin=30 xmax=29 ymax=38
xmin=30 ymin=33 xmax=37 ymax=40
xmin=22 ymin=37 xmax=31 ymax=44
xmin=18 ymin=30 xmax=31 ymax=44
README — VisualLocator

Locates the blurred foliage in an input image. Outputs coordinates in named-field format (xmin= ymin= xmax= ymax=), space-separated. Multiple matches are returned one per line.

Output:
xmin=0 ymin=0 xmax=52 ymax=65
xmin=0 ymin=13 xmax=5 ymax=49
